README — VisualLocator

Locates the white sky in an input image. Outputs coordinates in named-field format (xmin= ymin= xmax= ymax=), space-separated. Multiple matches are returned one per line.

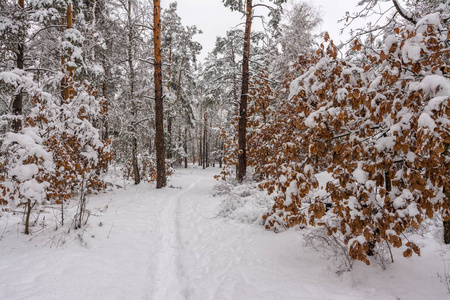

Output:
xmin=161 ymin=0 xmax=393 ymax=61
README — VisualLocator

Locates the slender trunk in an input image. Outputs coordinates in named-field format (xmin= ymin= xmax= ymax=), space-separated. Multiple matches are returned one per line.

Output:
xmin=444 ymin=143 xmax=450 ymax=244
xmin=153 ymin=0 xmax=166 ymax=188
xmin=12 ymin=45 xmax=24 ymax=132
xmin=219 ymin=138 xmax=223 ymax=168
xmin=165 ymin=40 xmax=173 ymax=162
xmin=64 ymin=4 xmax=74 ymax=102
xmin=237 ymin=0 xmax=253 ymax=182
xmin=24 ymin=199 xmax=32 ymax=235
xmin=61 ymin=17 xmax=66 ymax=100
xmin=128 ymin=0 xmax=140 ymax=185
xmin=191 ymin=132 xmax=195 ymax=165
xmin=444 ymin=213 xmax=450 ymax=244
xmin=167 ymin=116 xmax=172 ymax=159
xmin=229 ymin=40 xmax=239 ymax=123
xmin=206 ymin=117 xmax=210 ymax=168
xmin=12 ymin=1 xmax=24 ymax=134
xmin=177 ymin=125 xmax=181 ymax=165
xmin=199 ymin=105 xmax=203 ymax=167
xmin=184 ymin=127 xmax=188 ymax=168
xmin=132 ymin=136 xmax=140 ymax=184
xmin=76 ymin=173 xmax=86 ymax=229
xmin=175 ymin=58 xmax=185 ymax=105
xmin=167 ymin=37 xmax=172 ymax=91
xmin=203 ymin=112 xmax=207 ymax=169
xmin=61 ymin=196 xmax=64 ymax=226
xmin=102 ymin=52 xmax=110 ymax=141
xmin=167 ymin=57 xmax=185 ymax=161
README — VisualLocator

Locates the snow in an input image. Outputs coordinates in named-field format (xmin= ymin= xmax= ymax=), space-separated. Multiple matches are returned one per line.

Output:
xmin=0 ymin=166 xmax=449 ymax=300
xmin=384 ymin=35 xmax=398 ymax=52
xmin=413 ymin=75 xmax=450 ymax=97
xmin=416 ymin=12 xmax=443 ymax=33
xmin=353 ymin=163 xmax=369 ymax=185
xmin=305 ymin=107 xmax=325 ymax=128
xmin=418 ymin=113 xmax=437 ymax=131
xmin=375 ymin=136 xmax=395 ymax=152
xmin=285 ymin=180 xmax=298 ymax=206
xmin=401 ymin=43 xmax=421 ymax=63
xmin=336 ymin=88 xmax=349 ymax=102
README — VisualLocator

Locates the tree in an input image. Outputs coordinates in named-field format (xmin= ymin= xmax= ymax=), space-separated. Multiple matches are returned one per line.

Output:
xmin=154 ymin=0 xmax=166 ymax=188
xmin=271 ymin=1 xmax=322 ymax=80
xmin=0 ymin=0 xmax=110 ymax=233
xmin=222 ymin=0 xmax=287 ymax=182
xmin=162 ymin=4 xmax=201 ymax=165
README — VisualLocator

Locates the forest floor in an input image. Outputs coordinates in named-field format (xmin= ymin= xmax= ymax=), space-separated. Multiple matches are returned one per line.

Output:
xmin=0 ymin=166 xmax=449 ymax=300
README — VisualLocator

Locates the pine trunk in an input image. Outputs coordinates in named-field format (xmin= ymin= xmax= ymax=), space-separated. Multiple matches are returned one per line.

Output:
xmin=167 ymin=37 xmax=172 ymax=91
xmin=199 ymin=105 xmax=203 ymax=167
xmin=128 ymin=0 xmax=140 ymax=185
xmin=153 ymin=0 xmax=166 ymax=188
xmin=207 ymin=118 xmax=211 ymax=168
xmin=237 ymin=0 xmax=253 ymax=182
xmin=191 ymin=132 xmax=196 ymax=165
xmin=184 ymin=127 xmax=188 ymax=168
xmin=444 ymin=219 xmax=450 ymax=244
xmin=12 ymin=1 xmax=24 ymax=132
xmin=102 ymin=52 xmax=110 ymax=141
xmin=203 ymin=113 xmax=207 ymax=169
xmin=63 ymin=4 xmax=74 ymax=102
xmin=219 ymin=141 xmax=223 ymax=168
xmin=444 ymin=144 xmax=450 ymax=244
xmin=167 ymin=116 xmax=172 ymax=159
xmin=132 ymin=136 xmax=140 ymax=184
xmin=12 ymin=44 xmax=24 ymax=133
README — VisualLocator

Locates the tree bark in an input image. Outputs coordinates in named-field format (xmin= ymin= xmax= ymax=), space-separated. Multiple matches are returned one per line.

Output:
xmin=199 ymin=105 xmax=203 ymax=167
xmin=444 ymin=214 xmax=450 ymax=244
xmin=237 ymin=0 xmax=253 ymax=182
xmin=444 ymin=142 xmax=450 ymax=244
xmin=219 ymin=140 xmax=223 ymax=168
xmin=101 ymin=50 xmax=110 ymax=141
xmin=132 ymin=136 xmax=140 ymax=184
xmin=12 ymin=0 xmax=25 ymax=132
xmin=127 ymin=0 xmax=140 ymax=185
xmin=63 ymin=4 xmax=75 ymax=102
xmin=167 ymin=36 xmax=172 ymax=91
xmin=184 ymin=127 xmax=188 ymax=168
xmin=167 ymin=116 xmax=172 ymax=159
xmin=12 ymin=44 xmax=24 ymax=133
xmin=24 ymin=199 xmax=31 ymax=235
xmin=191 ymin=131 xmax=196 ymax=165
xmin=153 ymin=0 xmax=166 ymax=188
xmin=203 ymin=112 xmax=207 ymax=169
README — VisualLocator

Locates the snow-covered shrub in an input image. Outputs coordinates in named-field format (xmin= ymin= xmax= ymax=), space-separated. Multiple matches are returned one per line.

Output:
xmin=255 ymin=12 xmax=449 ymax=265
xmin=0 ymin=2 xmax=111 ymax=233
xmin=0 ymin=128 xmax=53 ymax=234
xmin=214 ymin=179 xmax=274 ymax=224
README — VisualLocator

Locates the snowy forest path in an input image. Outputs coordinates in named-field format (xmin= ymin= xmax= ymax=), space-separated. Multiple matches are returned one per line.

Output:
xmin=0 ymin=166 xmax=445 ymax=300
xmin=151 ymin=173 xmax=204 ymax=300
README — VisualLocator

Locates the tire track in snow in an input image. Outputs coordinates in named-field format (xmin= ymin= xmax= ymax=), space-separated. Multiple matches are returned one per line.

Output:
xmin=152 ymin=177 xmax=203 ymax=300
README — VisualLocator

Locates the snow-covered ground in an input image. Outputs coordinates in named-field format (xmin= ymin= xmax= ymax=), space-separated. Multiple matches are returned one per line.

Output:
xmin=0 ymin=166 xmax=449 ymax=300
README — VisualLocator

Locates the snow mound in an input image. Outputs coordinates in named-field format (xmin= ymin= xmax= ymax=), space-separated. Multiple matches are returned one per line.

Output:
xmin=213 ymin=180 xmax=274 ymax=224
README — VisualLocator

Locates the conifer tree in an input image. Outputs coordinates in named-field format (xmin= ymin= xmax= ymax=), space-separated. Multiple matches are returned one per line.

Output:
xmin=154 ymin=0 xmax=166 ymax=188
xmin=222 ymin=0 xmax=287 ymax=182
